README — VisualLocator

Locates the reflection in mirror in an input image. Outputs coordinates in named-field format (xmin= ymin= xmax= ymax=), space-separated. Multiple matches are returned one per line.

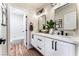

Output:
xmin=38 ymin=15 xmax=46 ymax=32
xmin=54 ymin=3 xmax=77 ymax=31
xmin=64 ymin=11 xmax=76 ymax=30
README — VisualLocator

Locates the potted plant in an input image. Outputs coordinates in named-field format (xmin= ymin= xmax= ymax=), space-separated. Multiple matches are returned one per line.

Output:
xmin=46 ymin=20 xmax=56 ymax=34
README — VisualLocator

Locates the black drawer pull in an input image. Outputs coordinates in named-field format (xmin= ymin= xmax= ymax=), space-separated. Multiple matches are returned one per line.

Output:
xmin=52 ymin=41 xmax=54 ymax=49
xmin=38 ymin=39 xmax=42 ymax=41
xmin=55 ymin=41 xmax=57 ymax=51
xmin=37 ymin=46 xmax=41 ymax=50
xmin=32 ymin=34 xmax=34 ymax=39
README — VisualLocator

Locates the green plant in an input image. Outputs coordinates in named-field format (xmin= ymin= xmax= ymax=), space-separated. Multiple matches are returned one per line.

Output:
xmin=46 ymin=20 xmax=56 ymax=30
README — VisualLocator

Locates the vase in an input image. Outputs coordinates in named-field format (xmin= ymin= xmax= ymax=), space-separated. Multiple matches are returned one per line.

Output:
xmin=49 ymin=28 xmax=54 ymax=34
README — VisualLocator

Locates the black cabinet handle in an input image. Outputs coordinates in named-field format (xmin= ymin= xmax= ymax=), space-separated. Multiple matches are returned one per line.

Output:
xmin=55 ymin=41 xmax=57 ymax=51
xmin=52 ymin=41 xmax=54 ymax=49
xmin=37 ymin=46 xmax=41 ymax=50
xmin=32 ymin=34 xmax=34 ymax=39
xmin=38 ymin=38 xmax=42 ymax=41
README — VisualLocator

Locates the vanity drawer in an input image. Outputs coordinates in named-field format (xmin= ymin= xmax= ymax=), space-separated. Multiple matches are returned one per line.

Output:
xmin=34 ymin=35 xmax=38 ymax=42
xmin=36 ymin=35 xmax=44 ymax=46
xmin=36 ymin=45 xmax=45 ymax=55
xmin=31 ymin=38 xmax=37 ymax=48
xmin=31 ymin=34 xmax=45 ymax=55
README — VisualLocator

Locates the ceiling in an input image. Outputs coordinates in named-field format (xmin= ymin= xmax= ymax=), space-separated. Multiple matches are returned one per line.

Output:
xmin=9 ymin=3 xmax=49 ymax=10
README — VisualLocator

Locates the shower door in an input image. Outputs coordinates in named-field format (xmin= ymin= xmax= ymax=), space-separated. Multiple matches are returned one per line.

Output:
xmin=0 ymin=3 xmax=8 ymax=56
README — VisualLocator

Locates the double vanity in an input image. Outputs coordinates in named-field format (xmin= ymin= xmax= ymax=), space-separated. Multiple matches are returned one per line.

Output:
xmin=31 ymin=32 xmax=79 ymax=56
xmin=31 ymin=4 xmax=79 ymax=56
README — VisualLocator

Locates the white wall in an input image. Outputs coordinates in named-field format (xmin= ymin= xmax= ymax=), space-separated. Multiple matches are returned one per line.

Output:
xmin=29 ymin=4 xmax=55 ymax=32
xmin=0 ymin=5 xmax=2 ymax=38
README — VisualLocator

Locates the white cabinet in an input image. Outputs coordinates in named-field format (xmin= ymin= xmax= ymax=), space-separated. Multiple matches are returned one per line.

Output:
xmin=44 ymin=38 xmax=75 ymax=56
xmin=31 ymin=35 xmax=37 ymax=48
xmin=54 ymin=40 xmax=75 ymax=56
xmin=44 ymin=38 xmax=55 ymax=56
xmin=31 ymin=33 xmax=76 ymax=56
xmin=31 ymin=34 xmax=45 ymax=55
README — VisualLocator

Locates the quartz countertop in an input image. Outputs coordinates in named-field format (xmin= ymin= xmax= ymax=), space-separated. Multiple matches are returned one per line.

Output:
xmin=32 ymin=32 xmax=79 ymax=45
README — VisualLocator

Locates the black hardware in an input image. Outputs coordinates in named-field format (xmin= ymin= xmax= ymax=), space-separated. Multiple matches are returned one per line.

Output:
xmin=32 ymin=34 xmax=34 ymax=39
xmin=57 ymin=32 xmax=60 ymax=35
xmin=37 ymin=46 xmax=41 ymax=50
xmin=38 ymin=38 xmax=42 ymax=41
xmin=52 ymin=41 xmax=54 ymax=49
xmin=0 ymin=38 xmax=6 ymax=44
xmin=26 ymin=16 xmax=27 ymax=18
xmin=61 ymin=31 xmax=64 ymax=35
xmin=55 ymin=41 xmax=57 ymax=51
xmin=65 ymin=33 xmax=68 ymax=36
xmin=1 ymin=24 xmax=7 ymax=26
xmin=26 ymin=29 xmax=27 ymax=31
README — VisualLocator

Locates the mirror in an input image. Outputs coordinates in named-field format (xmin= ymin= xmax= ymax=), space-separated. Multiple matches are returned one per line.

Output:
xmin=64 ymin=11 xmax=76 ymax=30
xmin=55 ymin=3 xmax=77 ymax=30
xmin=38 ymin=15 xmax=46 ymax=32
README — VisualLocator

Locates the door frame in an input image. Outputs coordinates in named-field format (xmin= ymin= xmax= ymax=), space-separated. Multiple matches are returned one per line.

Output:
xmin=7 ymin=5 xmax=30 ymax=55
xmin=7 ymin=4 xmax=11 ymax=56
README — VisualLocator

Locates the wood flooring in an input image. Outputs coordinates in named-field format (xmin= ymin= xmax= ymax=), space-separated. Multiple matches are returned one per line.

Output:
xmin=10 ymin=43 xmax=42 ymax=56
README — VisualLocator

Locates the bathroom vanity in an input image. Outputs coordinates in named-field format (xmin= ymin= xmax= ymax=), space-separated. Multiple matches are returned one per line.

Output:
xmin=30 ymin=3 xmax=79 ymax=56
xmin=31 ymin=32 xmax=79 ymax=56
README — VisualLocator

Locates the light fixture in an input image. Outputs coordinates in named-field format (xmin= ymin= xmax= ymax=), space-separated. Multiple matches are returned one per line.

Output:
xmin=50 ymin=3 xmax=57 ymax=7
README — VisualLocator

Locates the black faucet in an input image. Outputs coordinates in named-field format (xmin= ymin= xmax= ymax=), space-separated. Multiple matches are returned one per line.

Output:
xmin=61 ymin=31 xmax=64 ymax=35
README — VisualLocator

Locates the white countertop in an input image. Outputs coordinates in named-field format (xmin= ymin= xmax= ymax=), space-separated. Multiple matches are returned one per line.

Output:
xmin=32 ymin=32 xmax=79 ymax=45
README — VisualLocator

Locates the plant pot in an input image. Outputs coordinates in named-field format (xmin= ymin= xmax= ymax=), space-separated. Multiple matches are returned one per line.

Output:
xmin=49 ymin=28 xmax=54 ymax=34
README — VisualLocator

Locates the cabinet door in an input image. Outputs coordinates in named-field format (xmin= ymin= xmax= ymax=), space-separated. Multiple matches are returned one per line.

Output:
xmin=31 ymin=35 xmax=37 ymax=48
xmin=45 ymin=38 xmax=55 ymax=56
xmin=54 ymin=40 xmax=75 ymax=56
xmin=36 ymin=36 xmax=45 ymax=55
xmin=31 ymin=35 xmax=45 ymax=55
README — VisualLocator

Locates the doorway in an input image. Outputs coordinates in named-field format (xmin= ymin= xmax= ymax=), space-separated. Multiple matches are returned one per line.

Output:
xmin=8 ymin=6 xmax=27 ymax=56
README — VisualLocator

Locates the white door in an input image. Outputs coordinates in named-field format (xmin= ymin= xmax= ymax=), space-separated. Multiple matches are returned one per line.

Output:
xmin=54 ymin=40 xmax=76 ymax=56
xmin=9 ymin=6 xmax=27 ymax=43
xmin=44 ymin=38 xmax=55 ymax=56
xmin=10 ymin=13 xmax=25 ymax=42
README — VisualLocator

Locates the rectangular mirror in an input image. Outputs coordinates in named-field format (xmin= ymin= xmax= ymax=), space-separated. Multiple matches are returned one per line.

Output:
xmin=38 ymin=15 xmax=46 ymax=31
xmin=55 ymin=3 xmax=77 ymax=30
